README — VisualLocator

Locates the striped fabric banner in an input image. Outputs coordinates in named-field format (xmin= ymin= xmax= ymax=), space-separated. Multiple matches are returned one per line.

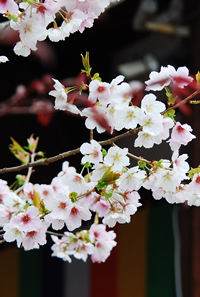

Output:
xmin=90 ymin=201 xmax=175 ymax=297
xmin=0 ymin=201 xmax=175 ymax=297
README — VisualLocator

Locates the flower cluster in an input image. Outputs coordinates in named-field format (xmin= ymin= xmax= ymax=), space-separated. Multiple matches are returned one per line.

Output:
xmin=51 ymin=224 xmax=117 ymax=263
xmin=1 ymin=52 xmax=200 ymax=263
xmin=1 ymin=0 xmax=117 ymax=56
xmin=49 ymin=63 xmax=194 ymax=150
xmin=1 ymin=0 xmax=200 ymax=267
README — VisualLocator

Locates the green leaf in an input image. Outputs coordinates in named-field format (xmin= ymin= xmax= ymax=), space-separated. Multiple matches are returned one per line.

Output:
xmin=163 ymin=109 xmax=175 ymax=120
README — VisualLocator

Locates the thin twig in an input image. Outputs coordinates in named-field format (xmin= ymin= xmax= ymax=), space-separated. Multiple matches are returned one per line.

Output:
xmin=0 ymin=89 xmax=198 ymax=175
xmin=76 ymin=188 xmax=96 ymax=200
xmin=127 ymin=152 xmax=151 ymax=164
xmin=90 ymin=129 xmax=93 ymax=141
xmin=162 ymin=90 xmax=200 ymax=115
xmin=0 ymin=127 xmax=141 ymax=175
xmin=46 ymin=230 xmax=70 ymax=238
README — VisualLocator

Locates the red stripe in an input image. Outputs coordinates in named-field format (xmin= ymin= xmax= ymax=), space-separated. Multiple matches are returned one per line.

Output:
xmin=90 ymin=225 xmax=119 ymax=297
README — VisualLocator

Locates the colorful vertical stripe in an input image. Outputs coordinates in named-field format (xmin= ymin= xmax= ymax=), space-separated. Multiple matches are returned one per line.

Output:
xmin=90 ymin=201 xmax=175 ymax=297
xmin=0 ymin=201 xmax=176 ymax=297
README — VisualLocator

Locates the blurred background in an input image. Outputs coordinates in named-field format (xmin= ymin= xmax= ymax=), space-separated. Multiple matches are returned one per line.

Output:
xmin=1 ymin=0 xmax=200 ymax=296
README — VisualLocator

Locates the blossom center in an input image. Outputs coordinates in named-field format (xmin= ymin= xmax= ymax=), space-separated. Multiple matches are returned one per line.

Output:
xmin=114 ymin=153 xmax=121 ymax=161
xmin=37 ymin=5 xmax=46 ymax=15
xmin=146 ymin=105 xmax=152 ymax=112
xmin=94 ymin=232 xmax=99 ymax=238
xmin=92 ymin=150 xmax=99 ymax=158
xmin=196 ymin=176 xmax=200 ymax=184
xmin=177 ymin=125 xmax=184 ymax=133
xmin=27 ymin=231 xmax=36 ymax=238
xmin=163 ymin=172 xmax=172 ymax=181
xmin=71 ymin=206 xmax=78 ymax=216
xmin=23 ymin=24 xmax=32 ymax=34
xmin=97 ymin=86 xmax=105 ymax=94
xmin=59 ymin=202 xmax=67 ymax=209
xmin=74 ymin=176 xmax=82 ymax=183
xmin=21 ymin=214 xmax=30 ymax=224
xmin=127 ymin=111 xmax=135 ymax=119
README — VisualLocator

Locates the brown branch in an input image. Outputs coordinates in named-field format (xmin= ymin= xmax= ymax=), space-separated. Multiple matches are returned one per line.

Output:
xmin=0 ymin=147 xmax=80 ymax=174
xmin=162 ymin=90 xmax=200 ymax=115
xmin=46 ymin=230 xmax=70 ymax=238
xmin=0 ymin=89 xmax=199 ymax=175
xmin=127 ymin=152 xmax=151 ymax=164
xmin=0 ymin=127 xmax=142 ymax=175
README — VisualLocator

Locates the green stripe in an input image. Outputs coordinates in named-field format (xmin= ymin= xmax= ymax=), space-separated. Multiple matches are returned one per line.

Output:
xmin=19 ymin=249 xmax=41 ymax=297
xmin=147 ymin=201 xmax=175 ymax=297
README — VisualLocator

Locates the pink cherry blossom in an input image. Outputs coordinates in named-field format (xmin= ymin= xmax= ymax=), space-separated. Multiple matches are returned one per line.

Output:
xmin=51 ymin=235 xmax=73 ymax=262
xmin=74 ymin=241 xmax=94 ymax=261
xmin=44 ymin=192 xmax=73 ymax=221
xmin=65 ymin=204 xmax=92 ymax=231
xmin=0 ymin=0 xmax=18 ymax=14
xmin=166 ymin=65 xmax=193 ymax=88
xmin=171 ymin=122 xmax=196 ymax=144
xmin=145 ymin=65 xmax=193 ymax=91
xmin=88 ymin=79 xmax=111 ymax=106
xmin=22 ymin=226 xmax=47 ymax=250
xmin=169 ymin=121 xmax=196 ymax=151
xmin=35 ymin=0 xmax=60 ymax=26
xmin=10 ymin=205 xmax=42 ymax=232
xmin=145 ymin=66 xmax=171 ymax=91
xmin=187 ymin=173 xmax=200 ymax=196
xmin=82 ymin=105 xmax=111 ymax=133
xmin=0 ymin=205 xmax=11 ymax=226
xmin=89 ymin=224 xmax=117 ymax=263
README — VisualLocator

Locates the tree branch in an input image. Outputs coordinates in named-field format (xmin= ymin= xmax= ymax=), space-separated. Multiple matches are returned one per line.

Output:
xmin=0 ymin=126 xmax=143 ymax=174
xmin=162 ymin=90 xmax=200 ymax=115
xmin=0 ymin=89 xmax=199 ymax=175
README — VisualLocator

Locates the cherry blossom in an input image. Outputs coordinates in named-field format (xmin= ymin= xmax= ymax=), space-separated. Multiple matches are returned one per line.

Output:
xmin=22 ymin=226 xmax=47 ymax=250
xmin=141 ymin=93 xmax=165 ymax=114
xmin=65 ymin=204 xmax=92 ymax=231
xmin=80 ymin=139 xmax=103 ymax=165
xmin=44 ymin=192 xmax=72 ymax=221
xmin=104 ymin=146 xmax=130 ymax=172
xmin=145 ymin=65 xmax=193 ymax=91
xmin=10 ymin=14 xmax=48 ymax=52
xmin=10 ymin=205 xmax=42 ymax=232
xmin=1 ymin=2 xmax=200 ymax=265
xmin=88 ymin=79 xmax=111 ymax=106
xmin=35 ymin=0 xmax=60 ymax=26
xmin=169 ymin=121 xmax=196 ymax=151
xmin=0 ymin=0 xmax=18 ymax=14
xmin=3 ymin=223 xmax=24 ymax=247
xmin=0 ymin=56 xmax=9 ymax=63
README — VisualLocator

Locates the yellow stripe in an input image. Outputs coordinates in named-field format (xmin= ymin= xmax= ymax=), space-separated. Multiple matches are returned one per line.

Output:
xmin=118 ymin=206 xmax=149 ymax=297
xmin=0 ymin=245 xmax=19 ymax=297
